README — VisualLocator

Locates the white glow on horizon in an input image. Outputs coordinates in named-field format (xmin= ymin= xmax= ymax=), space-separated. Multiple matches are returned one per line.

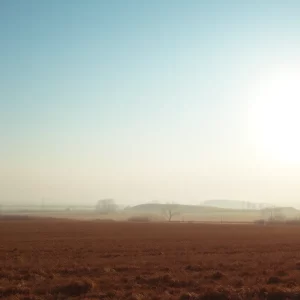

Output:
xmin=248 ymin=62 xmax=300 ymax=164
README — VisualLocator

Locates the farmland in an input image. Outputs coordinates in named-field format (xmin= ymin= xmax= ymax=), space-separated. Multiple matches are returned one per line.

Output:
xmin=1 ymin=219 xmax=300 ymax=299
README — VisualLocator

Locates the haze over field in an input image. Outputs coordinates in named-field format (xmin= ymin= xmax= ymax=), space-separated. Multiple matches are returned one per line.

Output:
xmin=2 ymin=1 xmax=300 ymax=207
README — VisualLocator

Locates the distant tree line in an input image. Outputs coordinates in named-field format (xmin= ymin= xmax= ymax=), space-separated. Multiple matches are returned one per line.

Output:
xmin=95 ymin=199 xmax=117 ymax=214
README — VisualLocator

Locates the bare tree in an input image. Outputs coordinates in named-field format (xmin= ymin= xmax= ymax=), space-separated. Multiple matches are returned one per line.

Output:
xmin=162 ymin=204 xmax=180 ymax=222
xmin=273 ymin=208 xmax=286 ymax=222
xmin=261 ymin=206 xmax=286 ymax=223
xmin=261 ymin=208 xmax=270 ymax=221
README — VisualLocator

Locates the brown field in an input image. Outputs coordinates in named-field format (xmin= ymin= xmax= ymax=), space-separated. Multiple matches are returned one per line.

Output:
xmin=1 ymin=219 xmax=300 ymax=299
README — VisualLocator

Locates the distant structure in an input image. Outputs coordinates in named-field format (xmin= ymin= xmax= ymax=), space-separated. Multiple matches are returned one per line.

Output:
xmin=202 ymin=200 xmax=275 ymax=210
xmin=95 ymin=199 xmax=117 ymax=214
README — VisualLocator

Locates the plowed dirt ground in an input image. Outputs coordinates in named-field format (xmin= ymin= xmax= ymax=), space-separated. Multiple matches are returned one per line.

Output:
xmin=1 ymin=219 xmax=300 ymax=299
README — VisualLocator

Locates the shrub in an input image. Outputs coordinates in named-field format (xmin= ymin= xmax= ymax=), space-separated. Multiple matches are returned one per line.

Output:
xmin=254 ymin=219 xmax=266 ymax=225
xmin=286 ymin=219 xmax=300 ymax=225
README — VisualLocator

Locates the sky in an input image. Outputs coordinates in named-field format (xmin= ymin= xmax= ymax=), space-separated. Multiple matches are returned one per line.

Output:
xmin=1 ymin=1 xmax=300 ymax=207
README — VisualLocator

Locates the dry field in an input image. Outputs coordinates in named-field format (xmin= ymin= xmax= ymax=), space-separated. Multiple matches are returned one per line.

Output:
xmin=1 ymin=219 xmax=300 ymax=299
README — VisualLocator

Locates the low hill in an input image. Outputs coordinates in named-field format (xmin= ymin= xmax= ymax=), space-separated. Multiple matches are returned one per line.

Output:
xmin=202 ymin=200 xmax=273 ymax=210
xmin=126 ymin=203 xmax=300 ymax=222
xmin=262 ymin=206 xmax=300 ymax=218
xmin=126 ymin=203 xmax=250 ymax=214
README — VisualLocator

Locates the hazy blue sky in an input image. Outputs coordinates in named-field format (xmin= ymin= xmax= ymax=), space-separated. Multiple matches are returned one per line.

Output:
xmin=2 ymin=1 xmax=300 ymax=207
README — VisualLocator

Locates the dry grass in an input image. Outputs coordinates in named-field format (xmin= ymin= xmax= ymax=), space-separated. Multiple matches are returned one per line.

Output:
xmin=1 ymin=219 xmax=300 ymax=299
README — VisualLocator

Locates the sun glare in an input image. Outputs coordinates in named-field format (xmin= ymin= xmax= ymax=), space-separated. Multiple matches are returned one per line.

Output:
xmin=248 ymin=63 xmax=300 ymax=164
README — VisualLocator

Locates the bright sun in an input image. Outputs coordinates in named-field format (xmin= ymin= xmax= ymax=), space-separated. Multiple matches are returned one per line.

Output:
xmin=248 ymin=63 xmax=300 ymax=164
